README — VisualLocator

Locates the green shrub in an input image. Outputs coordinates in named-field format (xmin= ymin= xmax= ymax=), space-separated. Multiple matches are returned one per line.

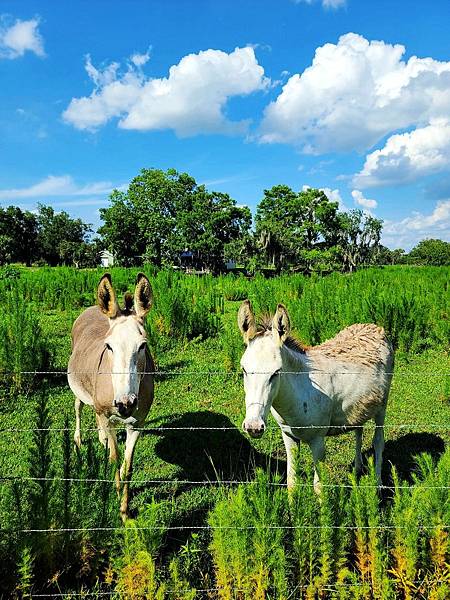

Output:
xmin=0 ymin=289 xmax=52 ymax=394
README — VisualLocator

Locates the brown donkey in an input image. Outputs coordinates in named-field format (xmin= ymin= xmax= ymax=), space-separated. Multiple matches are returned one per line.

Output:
xmin=68 ymin=273 xmax=154 ymax=520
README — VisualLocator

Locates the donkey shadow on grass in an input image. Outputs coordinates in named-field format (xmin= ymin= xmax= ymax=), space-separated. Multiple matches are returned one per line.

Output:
xmin=359 ymin=432 xmax=446 ymax=500
xmin=132 ymin=411 xmax=287 ymax=553
xmin=151 ymin=410 xmax=286 ymax=486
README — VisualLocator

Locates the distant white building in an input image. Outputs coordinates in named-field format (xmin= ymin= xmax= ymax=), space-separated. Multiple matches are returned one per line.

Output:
xmin=99 ymin=249 xmax=115 ymax=267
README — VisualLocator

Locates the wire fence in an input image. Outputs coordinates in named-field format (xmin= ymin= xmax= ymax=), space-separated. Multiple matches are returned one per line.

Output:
xmin=1 ymin=475 xmax=450 ymax=490
xmin=26 ymin=580 xmax=450 ymax=598
xmin=1 ymin=367 xmax=449 ymax=598
xmin=1 ymin=369 xmax=449 ymax=376
xmin=2 ymin=524 xmax=449 ymax=535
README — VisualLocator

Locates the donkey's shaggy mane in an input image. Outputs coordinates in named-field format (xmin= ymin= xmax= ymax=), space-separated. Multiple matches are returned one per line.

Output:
xmin=256 ymin=314 xmax=308 ymax=354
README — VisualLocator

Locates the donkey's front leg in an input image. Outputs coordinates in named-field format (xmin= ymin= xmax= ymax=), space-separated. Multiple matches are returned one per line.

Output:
xmin=119 ymin=428 xmax=141 ymax=521
xmin=96 ymin=414 xmax=121 ymax=495
xmin=281 ymin=430 xmax=299 ymax=491
xmin=308 ymin=436 xmax=326 ymax=494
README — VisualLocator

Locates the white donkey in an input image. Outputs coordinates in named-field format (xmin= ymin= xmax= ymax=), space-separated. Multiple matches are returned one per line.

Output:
xmin=68 ymin=273 xmax=154 ymax=519
xmin=238 ymin=301 xmax=394 ymax=490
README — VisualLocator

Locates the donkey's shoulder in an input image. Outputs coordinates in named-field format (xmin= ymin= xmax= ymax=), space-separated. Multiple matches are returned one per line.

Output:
xmin=310 ymin=323 xmax=391 ymax=367
xmin=72 ymin=306 xmax=109 ymax=343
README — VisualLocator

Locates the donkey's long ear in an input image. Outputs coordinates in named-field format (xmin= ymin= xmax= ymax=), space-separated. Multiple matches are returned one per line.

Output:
xmin=97 ymin=273 xmax=120 ymax=319
xmin=238 ymin=300 xmax=256 ymax=343
xmin=272 ymin=304 xmax=290 ymax=345
xmin=134 ymin=273 xmax=153 ymax=319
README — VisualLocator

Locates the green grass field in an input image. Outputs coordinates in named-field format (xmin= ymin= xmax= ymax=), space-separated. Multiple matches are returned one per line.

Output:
xmin=0 ymin=266 xmax=449 ymax=598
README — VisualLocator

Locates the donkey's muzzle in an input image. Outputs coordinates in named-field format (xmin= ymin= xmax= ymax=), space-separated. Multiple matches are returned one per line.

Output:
xmin=243 ymin=419 xmax=266 ymax=439
xmin=115 ymin=394 xmax=137 ymax=417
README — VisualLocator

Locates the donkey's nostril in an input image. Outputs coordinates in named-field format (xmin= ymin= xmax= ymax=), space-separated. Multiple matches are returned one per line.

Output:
xmin=243 ymin=420 xmax=266 ymax=438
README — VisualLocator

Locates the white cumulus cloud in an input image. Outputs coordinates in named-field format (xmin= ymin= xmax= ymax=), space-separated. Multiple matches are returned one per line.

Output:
xmin=382 ymin=200 xmax=450 ymax=249
xmin=0 ymin=16 xmax=45 ymax=59
xmin=0 ymin=175 xmax=115 ymax=200
xmin=351 ymin=189 xmax=377 ymax=209
xmin=353 ymin=119 xmax=450 ymax=188
xmin=259 ymin=33 xmax=450 ymax=154
xmin=63 ymin=47 xmax=269 ymax=136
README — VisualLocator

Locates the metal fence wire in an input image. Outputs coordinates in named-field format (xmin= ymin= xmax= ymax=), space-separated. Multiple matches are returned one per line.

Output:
xmin=0 ymin=367 xmax=449 ymax=598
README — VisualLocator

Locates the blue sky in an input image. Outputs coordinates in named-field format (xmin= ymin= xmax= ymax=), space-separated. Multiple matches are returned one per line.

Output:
xmin=1 ymin=0 xmax=450 ymax=250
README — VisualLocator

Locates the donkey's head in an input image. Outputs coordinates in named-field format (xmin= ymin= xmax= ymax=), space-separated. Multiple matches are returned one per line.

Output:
xmin=97 ymin=273 xmax=152 ymax=419
xmin=238 ymin=300 xmax=290 ymax=438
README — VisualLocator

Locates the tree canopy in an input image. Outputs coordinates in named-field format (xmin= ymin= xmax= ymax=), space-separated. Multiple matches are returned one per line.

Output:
xmin=0 ymin=167 xmax=448 ymax=272
xmin=99 ymin=168 xmax=251 ymax=272
xmin=407 ymin=239 xmax=450 ymax=266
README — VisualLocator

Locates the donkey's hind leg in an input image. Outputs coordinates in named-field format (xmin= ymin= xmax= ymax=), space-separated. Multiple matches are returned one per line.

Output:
xmin=373 ymin=409 xmax=386 ymax=485
xmin=74 ymin=397 xmax=83 ymax=450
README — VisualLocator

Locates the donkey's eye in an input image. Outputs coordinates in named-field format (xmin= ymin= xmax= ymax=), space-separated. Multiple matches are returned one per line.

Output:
xmin=242 ymin=367 xmax=247 ymax=376
xmin=105 ymin=343 xmax=113 ymax=352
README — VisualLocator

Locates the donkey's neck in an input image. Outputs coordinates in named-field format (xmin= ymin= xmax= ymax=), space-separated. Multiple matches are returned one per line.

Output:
xmin=281 ymin=344 xmax=310 ymax=373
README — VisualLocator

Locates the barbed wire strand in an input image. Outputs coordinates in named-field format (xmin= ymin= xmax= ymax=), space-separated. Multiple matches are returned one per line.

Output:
xmin=1 ymin=475 xmax=449 ymax=490
xmin=1 ymin=421 xmax=449 ymax=433
xmin=28 ymin=579 xmax=450 ymax=597
xmin=2 ymin=524 xmax=448 ymax=535
xmin=0 ymin=369 xmax=449 ymax=376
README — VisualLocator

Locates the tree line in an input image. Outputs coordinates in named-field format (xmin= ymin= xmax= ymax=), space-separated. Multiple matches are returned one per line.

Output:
xmin=1 ymin=168 xmax=449 ymax=271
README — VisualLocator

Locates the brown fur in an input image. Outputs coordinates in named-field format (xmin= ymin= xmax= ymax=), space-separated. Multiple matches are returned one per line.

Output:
xmin=310 ymin=323 xmax=390 ymax=368
xmin=68 ymin=306 xmax=154 ymax=418
xmin=255 ymin=316 xmax=389 ymax=366
xmin=255 ymin=314 xmax=309 ymax=354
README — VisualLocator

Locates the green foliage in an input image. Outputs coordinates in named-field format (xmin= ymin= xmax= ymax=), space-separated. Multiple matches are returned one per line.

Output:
xmin=337 ymin=209 xmax=383 ymax=272
xmin=0 ymin=265 xmax=448 ymax=597
xmin=114 ymin=501 xmax=167 ymax=599
xmin=0 ymin=206 xmax=38 ymax=266
xmin=209 ymin=469 xmax=289 ymax=599
xmin=349 ymin=461 xmax=393 ymax=599
xmin=0 ymin=288 xmax=52 ymax=395
xmin=36 ymin=204 xmax=92 ymax=267
xmin=99 ymin=168 xmax=251 ymax=271
xmin=291 ymin=464 xmax=349 ymax=596
xmin=255 ymin=185 xmax=341 ymax=269
xmin=16 ymin=545 xmax=34 ymax=599
xmin=407 ymin=238 xmax=450 ymax=266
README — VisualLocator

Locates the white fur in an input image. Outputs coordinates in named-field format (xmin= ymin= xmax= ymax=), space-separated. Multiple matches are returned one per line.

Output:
xmin=241 ymin=326 xmax=393 ymax=490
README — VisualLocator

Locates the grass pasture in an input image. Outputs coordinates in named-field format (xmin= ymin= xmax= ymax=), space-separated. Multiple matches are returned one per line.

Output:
xmin=0 ymin=266 xmax=449 ymax=598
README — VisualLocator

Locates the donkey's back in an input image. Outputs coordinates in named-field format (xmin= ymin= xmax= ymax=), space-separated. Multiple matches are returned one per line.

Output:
xmin=308 ymin=323 xmax=394 ymax=430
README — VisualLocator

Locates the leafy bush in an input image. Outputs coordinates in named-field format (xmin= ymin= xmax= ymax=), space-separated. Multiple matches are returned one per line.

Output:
xmin=0 ymin=290 xmax=52 ymax=395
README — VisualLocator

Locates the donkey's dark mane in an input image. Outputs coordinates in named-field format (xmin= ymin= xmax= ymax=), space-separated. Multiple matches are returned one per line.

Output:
xmin=256 ymin=314 xmax=308 ymax=354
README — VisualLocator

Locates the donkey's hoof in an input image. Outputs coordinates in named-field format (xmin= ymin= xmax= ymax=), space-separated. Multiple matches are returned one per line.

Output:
xmin=73 ymin=434 xmax=82 ymax=451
